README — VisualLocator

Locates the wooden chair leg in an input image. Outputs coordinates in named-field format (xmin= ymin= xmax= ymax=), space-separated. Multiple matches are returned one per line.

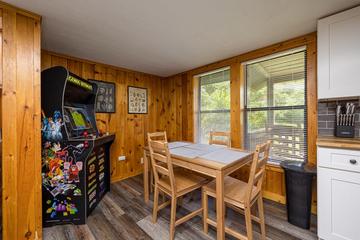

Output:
xmin=150 ymin=170 xmax=154 ymax=193
xmin=244 ymin=205 xmax=253 ymax=240
xmin=170 ymin=197 xmax=177 ymax=240
xmin=202 ymin=189 xmax=209 ymax=234
xmin=152 ymin=185 xmax=159 ymax=223
xmin=257 ymin=195 xmax=266 ymax=240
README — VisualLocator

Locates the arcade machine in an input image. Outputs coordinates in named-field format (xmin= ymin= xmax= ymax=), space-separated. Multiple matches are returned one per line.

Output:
xmin=41 ymin=66 xmax=115 ymax=226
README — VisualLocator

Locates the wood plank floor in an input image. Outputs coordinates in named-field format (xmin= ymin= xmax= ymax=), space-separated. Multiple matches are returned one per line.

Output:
xmin=43 ymin=174 xmax=318 ymax=240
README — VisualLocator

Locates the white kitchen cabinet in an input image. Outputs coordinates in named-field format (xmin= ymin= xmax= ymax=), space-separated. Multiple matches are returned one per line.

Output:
xmin=318 ymin=6 xmax=360 ymax=99
xmin=318 ymin=147 xmax=360 ymax=240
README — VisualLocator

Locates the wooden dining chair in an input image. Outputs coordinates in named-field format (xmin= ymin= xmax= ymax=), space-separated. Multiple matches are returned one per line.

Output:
xmin=148 ymin=135 xmax=208 ymax=240
xmin=202 ymin=141 xmax=271 ymax=240
xmin=209 ymin=131 xmax=231 ymax=147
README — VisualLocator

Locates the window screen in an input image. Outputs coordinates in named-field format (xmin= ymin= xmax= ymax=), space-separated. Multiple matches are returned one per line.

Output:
xmin=198 ymin=69 xmax=230 ymax=143
xmin=245 ymin=50 xmax=307 ymax=162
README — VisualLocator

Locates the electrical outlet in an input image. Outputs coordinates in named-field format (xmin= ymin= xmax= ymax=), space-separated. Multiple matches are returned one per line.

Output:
xmin=118 ymin=155 xmax=126 ymax=161
xmin=141 ymin=157 xmax=144 ymax=164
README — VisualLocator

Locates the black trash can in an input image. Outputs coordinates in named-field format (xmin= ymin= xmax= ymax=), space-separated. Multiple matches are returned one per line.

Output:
xmin=280 ymin=161 xmax=316 ymax=229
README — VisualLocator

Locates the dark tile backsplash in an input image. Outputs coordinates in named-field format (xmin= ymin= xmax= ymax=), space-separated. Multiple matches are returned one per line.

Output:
xmin=318 ymin=100 xmax=360 ymax=137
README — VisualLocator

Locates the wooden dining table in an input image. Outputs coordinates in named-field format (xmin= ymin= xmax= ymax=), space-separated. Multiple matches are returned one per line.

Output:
xmin=143 ymin=141 xmax=254 ymax=240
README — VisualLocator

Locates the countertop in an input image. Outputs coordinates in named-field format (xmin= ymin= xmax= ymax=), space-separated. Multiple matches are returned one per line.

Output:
xmin=317 ymin=136 xmax=360 ymax=150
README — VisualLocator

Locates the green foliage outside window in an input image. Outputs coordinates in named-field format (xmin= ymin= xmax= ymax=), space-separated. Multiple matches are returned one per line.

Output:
xmin=199 ymin=71 xmax=230 ymax=143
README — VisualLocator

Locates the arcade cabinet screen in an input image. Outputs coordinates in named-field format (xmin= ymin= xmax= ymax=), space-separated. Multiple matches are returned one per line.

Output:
xmin=71 ymin=110 xmax=87 ymax=128
xmin=64 ymin=107 xmax=92 ymax=130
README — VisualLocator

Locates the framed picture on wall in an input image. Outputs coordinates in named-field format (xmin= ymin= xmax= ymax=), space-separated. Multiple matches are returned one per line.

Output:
xmin=128 ymin=86 xmax=148 ymax=114
xmin=89 ymin=79 xmax=116 ymax=113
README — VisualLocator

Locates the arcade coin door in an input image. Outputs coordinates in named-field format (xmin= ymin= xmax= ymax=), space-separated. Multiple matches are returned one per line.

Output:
xmin=41 ymin=66 xmax=99 ymax=226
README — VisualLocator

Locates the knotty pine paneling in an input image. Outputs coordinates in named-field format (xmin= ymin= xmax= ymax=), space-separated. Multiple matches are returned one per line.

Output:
xmin=162 ymin=74 xmax=184 ymax=141
xmin=1 ymin=3 xmax=42 ymax=239
xmin=41 ymin=51 xmax=165 ymax=183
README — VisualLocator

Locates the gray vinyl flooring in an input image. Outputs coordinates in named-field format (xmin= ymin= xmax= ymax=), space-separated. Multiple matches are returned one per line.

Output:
xmin=43 ymin=175 xmax=318 ymax=240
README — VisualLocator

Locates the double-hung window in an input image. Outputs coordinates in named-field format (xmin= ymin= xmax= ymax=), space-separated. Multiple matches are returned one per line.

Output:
xmin=198 ymin=68 xmax=230 ymax=143
xmin=245 ymin=48 xmax=307 ymax=163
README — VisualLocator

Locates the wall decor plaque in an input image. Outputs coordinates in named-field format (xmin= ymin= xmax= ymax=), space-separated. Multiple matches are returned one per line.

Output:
xmin=89 ymin=80 xmax=116 ymax=113
xmin=128 ymin=86 xmax=147 ymax=114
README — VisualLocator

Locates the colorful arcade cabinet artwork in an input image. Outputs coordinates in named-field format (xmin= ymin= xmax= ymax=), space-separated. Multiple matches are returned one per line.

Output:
xmin=41 ymin=66 xmax=114 ymax=226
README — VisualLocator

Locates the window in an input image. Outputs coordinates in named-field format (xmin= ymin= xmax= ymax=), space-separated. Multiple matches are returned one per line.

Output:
xmin=245 ymin=49 xmax=307 ymax=162
xmin=198 ymin=68 xmax=230 ymax=143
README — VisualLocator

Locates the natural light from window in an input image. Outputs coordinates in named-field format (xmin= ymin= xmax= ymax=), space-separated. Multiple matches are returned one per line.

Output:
xmin=198 ymin=68 xmax=230 ymax=143
xmin=245 ymin=49 xmax=307 ymax=163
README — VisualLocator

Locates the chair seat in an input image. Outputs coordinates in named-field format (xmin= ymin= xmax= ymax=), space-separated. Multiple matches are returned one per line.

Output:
xmin=158 ymin=169 xmax=208 ymax=196
xmin=203 ymin=176 xmax=260 ymax=208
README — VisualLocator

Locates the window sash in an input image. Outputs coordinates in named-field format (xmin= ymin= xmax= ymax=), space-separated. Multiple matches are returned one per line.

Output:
xmin=244 ymin=49 xmax=307 ymax=163
xmin=198 ymin=69 xmax=230 ymax=143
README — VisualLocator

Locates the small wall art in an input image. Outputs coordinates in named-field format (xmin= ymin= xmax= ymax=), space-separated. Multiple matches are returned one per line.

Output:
xmin=128 ymin=86 xmax=147 ymax=114
xmin=89 ymin=80 xmax=116 ymax=113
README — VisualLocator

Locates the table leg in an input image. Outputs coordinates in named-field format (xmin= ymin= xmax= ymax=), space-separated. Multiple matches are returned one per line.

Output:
xmin=216 ymin=170 xmax=225 ymax=240
xmin=143 ymin=150 xmax=150 ymax=204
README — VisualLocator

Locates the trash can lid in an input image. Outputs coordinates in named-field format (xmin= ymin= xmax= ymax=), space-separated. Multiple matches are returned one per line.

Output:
xmin=280 ymin=160 xmax=316 ymax=174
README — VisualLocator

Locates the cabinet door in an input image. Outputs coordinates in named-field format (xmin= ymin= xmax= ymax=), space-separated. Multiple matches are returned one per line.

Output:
xmin=318 ymin=167 xmax=360 ymax=240
xmin=318 ymin=6 xmax=360 ymax=99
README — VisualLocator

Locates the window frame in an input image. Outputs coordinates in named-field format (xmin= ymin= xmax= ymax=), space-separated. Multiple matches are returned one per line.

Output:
xmin=244 ymin=49 xmax=308 ymax=163
xmin=197 ymin=67 xmax=231 ymax=143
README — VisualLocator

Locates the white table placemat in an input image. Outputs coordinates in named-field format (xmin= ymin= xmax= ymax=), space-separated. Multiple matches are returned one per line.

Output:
xmin=184 ymin=143 xmax=225 ymax=152
xmin=170 ymin=147 xmax=209 ymax=159
xmin=168 ymin=141 xmax=192 ymax=149
xmin=199 ymin=149 xmax=251 ymax=164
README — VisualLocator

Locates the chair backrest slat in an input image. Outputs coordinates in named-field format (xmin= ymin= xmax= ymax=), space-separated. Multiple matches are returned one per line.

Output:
xmin=155 ymin=165 xmax=170 ymax=176
xmin=148 ymin=131 xmax=167 ymax=142
xmin=209 ymin=131 xmax=231 ymax=147
xmin=152 ymin=152 xmax=168 ymax=164
xmin=253 ymin=169 xmax=264 ymax=184
xmin=257 ymin=157 xmax=267 ymax=169
xmin=245 ymin=140 xmax=271 ymax=205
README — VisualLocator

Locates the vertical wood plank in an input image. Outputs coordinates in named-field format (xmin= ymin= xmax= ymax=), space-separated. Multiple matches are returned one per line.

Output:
xmin=181 ymin=73 xmax=188 ymax=141
xmin=51 ymin=55 xmax=67 ymax=68
xmin=189 ymin=76 xmax=199 ymax=142
xmin=230 ymin=61 xmax=241 ymax=148
xmin=32 ymin=17 xmax=42 ymax=240
xmin=0 ymin=9 xmax=3 ymax=128
xmin=41 ymin=51 xmax=51 ymax=70
xmin=2 ymin=8 xmax=18 ymax=240
xmin=306 ymin=38 xmax=318 ymax=165
xmin=238 ymin=64 xmax=246 ymax=149
xmin=2 ymin=6 xmax=41 ymax=240
xmin=16 ymin=13 xmax=37 ymax=239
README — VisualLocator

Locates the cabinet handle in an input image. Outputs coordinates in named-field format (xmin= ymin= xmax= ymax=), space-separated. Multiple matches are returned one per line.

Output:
xmin=349 ymin=159 xmax=357 ymax=164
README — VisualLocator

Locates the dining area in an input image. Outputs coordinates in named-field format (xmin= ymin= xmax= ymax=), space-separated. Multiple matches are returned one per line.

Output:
xmin=143 ymin=131 xmax=271 ymax=240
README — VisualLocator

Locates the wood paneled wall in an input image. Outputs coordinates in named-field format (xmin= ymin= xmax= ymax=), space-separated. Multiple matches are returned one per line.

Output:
xmin=41 ymin=50 xmax=165 ymax=182
xmin=163 ymin=33 xmax=318 ymax=211
xmin=1 ymin=2 xmax=42 ymax=240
